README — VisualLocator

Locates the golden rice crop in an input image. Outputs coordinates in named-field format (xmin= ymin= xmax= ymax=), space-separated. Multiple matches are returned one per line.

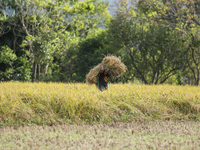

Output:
xmin=0 ymin=82 xmax=200 ymax=127
xmin=86 ymin=55 xmax=127 ymax=85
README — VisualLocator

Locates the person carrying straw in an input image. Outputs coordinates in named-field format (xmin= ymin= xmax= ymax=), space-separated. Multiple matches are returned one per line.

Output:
xmin=86 ymin=55 xmax=127 ymax=90
xmin=97 ymin=63 xmax=112 ymax=91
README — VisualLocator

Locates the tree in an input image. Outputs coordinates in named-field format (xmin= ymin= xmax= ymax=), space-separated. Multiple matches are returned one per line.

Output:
xmin=0 ymin=45 xmax=31 ymax=81
xmin=107 ymin=2 xmax=186 ymax=84
xmin=0 ymin=0 xmax=111 ymax=82
xmin=0 ymin=45 xmax=17 ymax=71
xmin=185 ymin=25 xmax=200 ymax=85
xmin=76 ymin=29 xmax=111 ymax=82
xmin=137 ymin=0 xmax=200 ymax=85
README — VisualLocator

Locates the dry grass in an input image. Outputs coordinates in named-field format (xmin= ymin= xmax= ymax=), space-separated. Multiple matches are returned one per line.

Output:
xmin=0 ymin=82 xmax=200 ymax=127
xmin=102 ymin=55 xmax=126 ymax=77
xmin=86 ymin=63 xmax=101 ymax=85
xmin=0 ymin=121 xmax=200 ymax=150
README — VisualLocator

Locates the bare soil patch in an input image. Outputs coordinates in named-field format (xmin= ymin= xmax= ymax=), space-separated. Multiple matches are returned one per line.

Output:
xmin=1 ymin=121 xmax=200 ymax=150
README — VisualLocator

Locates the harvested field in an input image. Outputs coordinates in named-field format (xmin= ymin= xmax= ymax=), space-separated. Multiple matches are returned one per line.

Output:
xmin=1 ymin=82 xmax=200 ymax=149
xmin=1 ymin=121 xmax=200 ymax=150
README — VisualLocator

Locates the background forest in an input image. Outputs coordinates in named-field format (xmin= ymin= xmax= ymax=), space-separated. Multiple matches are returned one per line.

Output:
xmin=0 ymin=0 xmax=200 ymax=85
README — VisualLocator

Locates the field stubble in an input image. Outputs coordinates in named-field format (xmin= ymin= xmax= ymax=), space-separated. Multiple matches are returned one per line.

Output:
xmin=0 ymin=121 xmax=200 ymax=150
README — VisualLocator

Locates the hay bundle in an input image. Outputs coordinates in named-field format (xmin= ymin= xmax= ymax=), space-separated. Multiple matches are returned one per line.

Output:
xmin=86 ymin=55 xmax=127 ymax=85
xmin=102 ymin=55 xmax=127 ymax=78
xmin=86 ymin=64 xmax=101 ymax=86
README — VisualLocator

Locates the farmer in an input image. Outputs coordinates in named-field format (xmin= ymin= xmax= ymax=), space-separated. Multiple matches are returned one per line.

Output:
xmin=97 ymin=63 xmax=112 ymax=91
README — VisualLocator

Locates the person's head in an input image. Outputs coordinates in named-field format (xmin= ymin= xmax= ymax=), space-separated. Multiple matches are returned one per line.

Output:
xmin=104 ymin=68 xmax=109 ymax=74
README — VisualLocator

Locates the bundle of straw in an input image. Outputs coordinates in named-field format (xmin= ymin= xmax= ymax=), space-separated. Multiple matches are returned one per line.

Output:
xmin=102 ymin=55 xmax=127 ymax=78
xmin=86 ymin=55 xmax=127 ymax=85
xmin=86 ymin=64 xmax=101 ymax=86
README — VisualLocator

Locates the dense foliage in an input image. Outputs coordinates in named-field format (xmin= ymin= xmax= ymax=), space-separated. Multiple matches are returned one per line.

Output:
xmin=0 ymin=0 xmax=200 ymax=85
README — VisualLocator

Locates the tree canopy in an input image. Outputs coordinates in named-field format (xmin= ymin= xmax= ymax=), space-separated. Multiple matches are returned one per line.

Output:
xmin=0 ymin=0 xmax=200 ymax=85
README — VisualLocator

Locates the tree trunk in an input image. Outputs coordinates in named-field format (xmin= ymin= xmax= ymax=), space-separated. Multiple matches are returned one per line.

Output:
xmin=32 ymin=62 xmax=37 ymax=82
xmin=31 ymin=57 xmax=34 ymax=82
xmin=43 ymin=63 xmax=49 ymax=81
xmin=38 ymin=64 xmax=41 ymax=81
xmin=194 ymin=79 xmax=199 ymax=86
xmin=194 ymin=64 xmax=199 ymax=86
xmin=34 ymin=63 xmax=37 ymax=81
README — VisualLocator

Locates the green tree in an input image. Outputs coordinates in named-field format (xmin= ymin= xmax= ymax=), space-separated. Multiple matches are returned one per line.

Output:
xmin=0 ymin=46 xmax=31 ymax=81
xmin=0 ymin=0 xmax=111 ymax=82
xmin=0 ymin=45 xmax=17 ymax=71
xmin=107 ymin=2 xmax=186 ymax=84
xmin=137 ymin=0 xmax=200 ymax=85
xmin=75 ymin=29 xmax=110 ymax=82
xmin=185 ymin=26 xmax=200 ymax=85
